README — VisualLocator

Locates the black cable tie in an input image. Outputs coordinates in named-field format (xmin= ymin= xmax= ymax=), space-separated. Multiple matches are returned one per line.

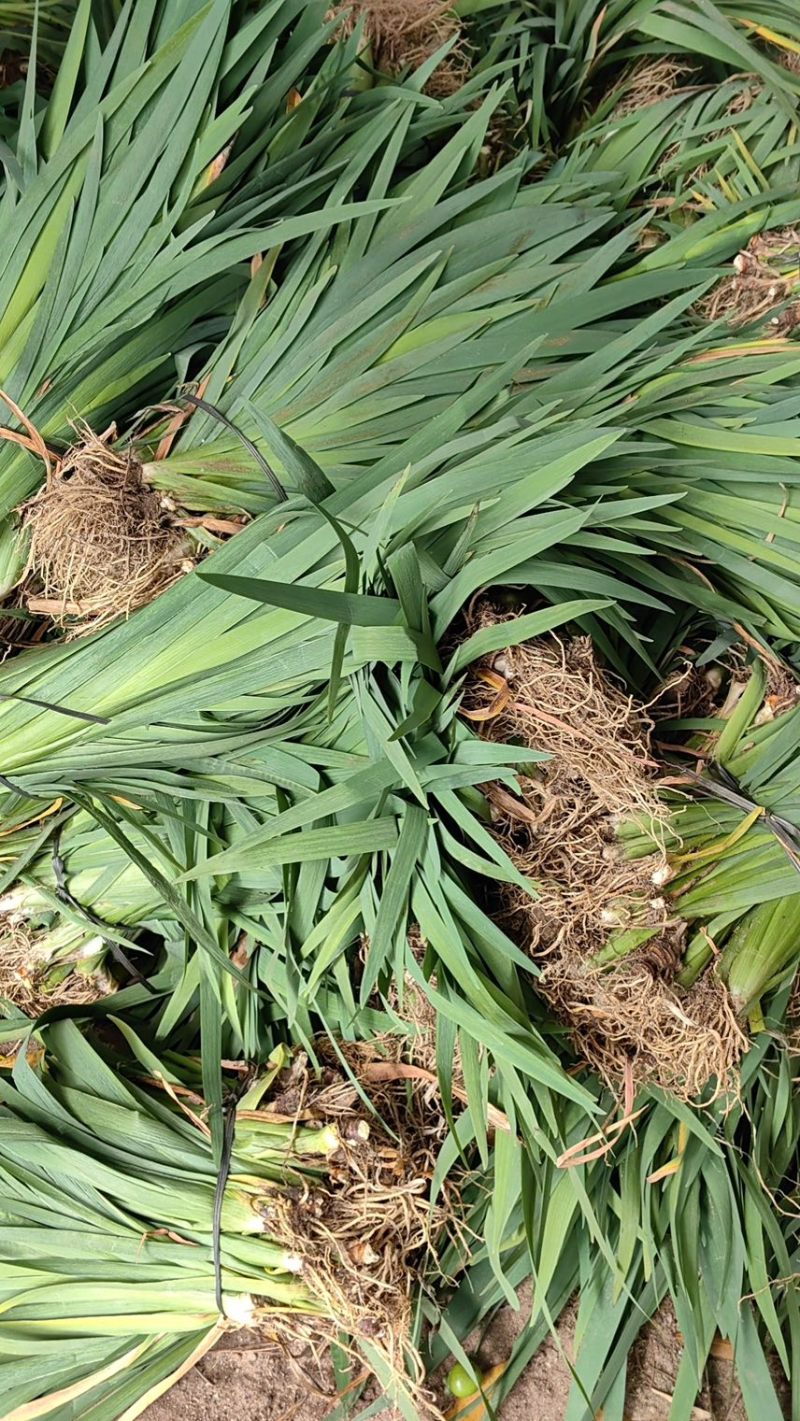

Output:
xmin=179 ymin=393 xmax=287 ymax=504
xmin=0 ymin=692 xmax=109 ymax=724
xmin=0 ymin=773 xmax=28 ymax=796
xmin=213 ymin=1095 xmax=240 ymax=1315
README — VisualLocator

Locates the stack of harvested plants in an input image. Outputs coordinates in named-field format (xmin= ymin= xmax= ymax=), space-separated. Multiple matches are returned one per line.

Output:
xmin=0 ymin=1022 xmax=460 ymax=1418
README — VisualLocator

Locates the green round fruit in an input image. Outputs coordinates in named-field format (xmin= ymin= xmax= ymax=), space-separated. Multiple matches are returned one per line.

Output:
xmin=447 ymin=1363 xmax=479 ymax=1399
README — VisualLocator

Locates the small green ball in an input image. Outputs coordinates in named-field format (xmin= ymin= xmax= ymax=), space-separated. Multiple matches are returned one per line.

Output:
xmin=447 ymin=1363 xmax=479 ymax=1399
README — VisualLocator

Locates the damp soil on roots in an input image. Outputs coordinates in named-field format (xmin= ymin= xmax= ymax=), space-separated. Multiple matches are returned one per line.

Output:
xmin=22 ymin=428 xmax=190 ymax=631
xmin=462 ymin=608 xmax=746 ymax=1101
xmin=326 ymin=0 xmax=470 ymax=96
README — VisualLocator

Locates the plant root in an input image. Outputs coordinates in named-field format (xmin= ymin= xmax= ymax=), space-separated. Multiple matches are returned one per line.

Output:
xmin=256 ymin=1043 xmax=459 ymax=1411
xmin=696 ymin=227 xmax=800 ymax=333
xmin=22 ymin=427 xmax=190 ymax=632
xmin=0 ymin=922 xmax=112 ymax=1015
xmin=327 ymin=0 xmax=470 ymax=96
xmin=463 ymin=608 xmax=746 ymax=1100
xmin=774 ymin=46 xmax=800 ymax=76
xmin=541 ymin=952 xmax=746 ymax=1102
xmin=609 ymin=57 xmax=699 ymax=119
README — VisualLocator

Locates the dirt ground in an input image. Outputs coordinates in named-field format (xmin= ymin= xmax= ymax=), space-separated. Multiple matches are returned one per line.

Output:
xmin=145 ymin=1295 xmax=747 ymax=1421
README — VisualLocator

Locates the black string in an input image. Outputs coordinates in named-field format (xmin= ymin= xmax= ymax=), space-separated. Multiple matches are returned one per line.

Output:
xmin=213 ymin=1094 xmax=240 ymax=1314
xmin=0 ymin=695 xmax=109 ymax=797
xmin=0 ymin=773 xmax=28 ymax=796
xmin=680 ymin=766 xmax=800 ymax=873
xmin=51 ymin=826 xmax=157 ymax=992
xmin=179 ymin=393 xmax=287 ymax=503
xmin=0 ymin=692 xmax=109 ymax=723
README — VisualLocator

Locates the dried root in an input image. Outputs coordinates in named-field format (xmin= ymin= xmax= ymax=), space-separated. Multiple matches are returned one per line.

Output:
xmin=0 ymin=922 xmax=112 ymax=1016
xmin=313 ymin=1033 xmax=459 ymax=1222
xmin=696 ymin=227 xmax=800 ymax=333
xmin=541 ymin=954 xmax=746 ymax=1102
xmin=258 ymin=1045 xmax=459 ymax=1409
xmin=22 ymin=427 xmax=190 ymax=631
xmin=774 ymin=46 xmax=800 ymax=76
xmin=357 ymin=931 xmax=512 ymax=1136
xmin=609 ymin=57 xmax=698 ymax=119
xmin=467 ymin=621 xmax=664 ymax=821
xmin=653 ymin=663 xmax=725 ymax=728
xmin=757 ymin=662 xmax=800 ymax=722
xmin=463 ymin=608 xmax=745 ymax=1100
xmin=327 ymin=0 xmax=470 ymax=96
xmin=266 ymin=1139 xmax=429 ymax=1380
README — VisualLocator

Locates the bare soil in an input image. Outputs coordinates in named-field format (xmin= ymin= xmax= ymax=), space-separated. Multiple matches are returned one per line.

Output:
xmin=145 ymin=1296 xmax=747 ymax=1421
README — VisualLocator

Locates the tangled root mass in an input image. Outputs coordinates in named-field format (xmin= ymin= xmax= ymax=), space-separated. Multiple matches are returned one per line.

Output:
xmin=327 ymin=0 xmax=470 ymax=96
xmin=696 ymin=227 xmax=800 ymax=334
xmin=259 ymin=1040 xmax=459 ymax=1404
xmin=0 ymin=921 xmax=111 ymax=1017
xmin=464 ymin=609 xmax=745 ymax=1101
xmin=609 ymin=56 xmax=698 ymax=119
xmin=23 ymin=428 xmax=188 ymax=631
